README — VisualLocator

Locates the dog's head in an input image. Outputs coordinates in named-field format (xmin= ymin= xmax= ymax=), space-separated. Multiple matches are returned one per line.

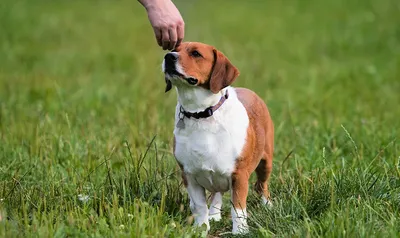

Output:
xmin=162 ymin=42 xmax=240 ymax=94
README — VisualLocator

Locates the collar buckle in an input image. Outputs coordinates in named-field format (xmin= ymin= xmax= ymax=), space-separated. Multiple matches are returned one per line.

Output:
xmin=206 ymin=108 xmax=213 ymax=117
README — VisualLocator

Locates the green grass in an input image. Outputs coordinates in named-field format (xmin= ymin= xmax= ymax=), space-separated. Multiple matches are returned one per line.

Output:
xmin=0 ymin=0 xmax=399 ymax=237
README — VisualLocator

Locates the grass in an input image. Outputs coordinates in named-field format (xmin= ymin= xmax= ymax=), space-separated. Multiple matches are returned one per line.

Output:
xmin=0 ymin=0 xmax=399 ymax=237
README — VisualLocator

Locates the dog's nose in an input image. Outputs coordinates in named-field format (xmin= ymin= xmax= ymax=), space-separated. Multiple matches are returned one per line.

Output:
xmin=164 ymin=53 xmax=178 ymax=65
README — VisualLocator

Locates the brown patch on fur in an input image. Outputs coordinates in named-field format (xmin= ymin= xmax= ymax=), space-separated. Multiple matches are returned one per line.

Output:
xmin=173 ymin=42 xmax=239 ymax=93
xmin=209 ymin=49 xmax=240 ymax=93
xmin=231 ymin=88 xmax=274 ymax=209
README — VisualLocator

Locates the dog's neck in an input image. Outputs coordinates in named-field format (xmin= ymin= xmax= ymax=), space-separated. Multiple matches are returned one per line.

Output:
xmin=175 ymin=85 xmax=224 ymax=113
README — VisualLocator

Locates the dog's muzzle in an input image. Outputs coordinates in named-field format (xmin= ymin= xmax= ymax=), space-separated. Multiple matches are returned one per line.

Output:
xmin=164 ymin=53 xmax=177 ymax=66
xmin=164 ymin=53 xmax=181 ymax=76
xmin=163 ymin=52 xmax=198 ymax=93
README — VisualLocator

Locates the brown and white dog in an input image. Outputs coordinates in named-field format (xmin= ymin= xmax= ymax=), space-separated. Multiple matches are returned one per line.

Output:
xmin=162 ymin=42 xmax=274 ymax=234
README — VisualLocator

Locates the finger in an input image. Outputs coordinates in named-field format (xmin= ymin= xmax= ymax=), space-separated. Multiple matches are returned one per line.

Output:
xmin=169 ymin=28 xmax=177 ymax=50
xmin=161 ymin=29 xmax=170 ymax=50
xmin=176 ymin=22 xmax=184 ymax=47
xmin=154 ymin=27 xmax=162 ymax=46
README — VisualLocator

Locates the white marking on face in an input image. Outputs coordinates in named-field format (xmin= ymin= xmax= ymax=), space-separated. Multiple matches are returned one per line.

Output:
xmin=161 ymin=59 xmax=166 ymax=72
xmin=174 ymin=58 xmax=185 ymax=75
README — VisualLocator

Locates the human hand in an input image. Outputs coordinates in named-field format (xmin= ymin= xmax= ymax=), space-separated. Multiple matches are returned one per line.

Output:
xmin=139 ymin=0 xmax=185 ymax=50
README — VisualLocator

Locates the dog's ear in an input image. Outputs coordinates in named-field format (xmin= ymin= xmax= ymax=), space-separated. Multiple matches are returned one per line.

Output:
xmin=209 ymin=49 xmax=240 ymax=94
xmin=165 ymin=78 xmax=172 ymax=93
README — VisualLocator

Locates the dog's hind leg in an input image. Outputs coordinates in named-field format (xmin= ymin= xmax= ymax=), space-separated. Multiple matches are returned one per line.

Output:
xmin=208 ymin=192 xmax=223 ymax=221
xmin=255 ymin=121 xmax=274 ymax=206
xmin=255 ymin=146 xmax=273 ymax=206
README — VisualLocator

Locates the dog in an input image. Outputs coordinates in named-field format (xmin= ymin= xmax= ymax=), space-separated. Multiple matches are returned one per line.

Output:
xmin=162 ymin=42 xmax=274 ymax=234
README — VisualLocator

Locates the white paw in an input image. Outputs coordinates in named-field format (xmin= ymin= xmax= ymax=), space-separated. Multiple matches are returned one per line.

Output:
xmin=232 ymin=222 xmax=249 ymax=234
xmin=208 ymin=212 xmax=222 ymax=222
xmin=262 ymin=196 xmax=273 ymax=207
xmin=194 ymin=219 xmax=210 ymax=231
xmin=231 ymin=208 xmax=249 ymax=234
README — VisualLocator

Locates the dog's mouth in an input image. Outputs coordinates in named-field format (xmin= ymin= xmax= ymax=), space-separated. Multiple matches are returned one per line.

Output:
xmin=165 ymin=68 xmax=184 ymax=78
xmin=165 ymin=69 xmax=198 ymax=85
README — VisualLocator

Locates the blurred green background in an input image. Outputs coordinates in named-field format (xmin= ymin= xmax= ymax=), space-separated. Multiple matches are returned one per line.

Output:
xmin=0 ymin=0 xmax=399 ymax=237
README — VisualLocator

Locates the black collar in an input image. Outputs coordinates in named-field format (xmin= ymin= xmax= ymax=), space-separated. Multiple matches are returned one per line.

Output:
xmin=179 ymin=90 xmax=229 ymax=119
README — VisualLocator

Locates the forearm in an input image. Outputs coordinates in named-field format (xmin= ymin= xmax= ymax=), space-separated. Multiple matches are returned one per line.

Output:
xmin=138 ymin=0 xmax=165 ymax=11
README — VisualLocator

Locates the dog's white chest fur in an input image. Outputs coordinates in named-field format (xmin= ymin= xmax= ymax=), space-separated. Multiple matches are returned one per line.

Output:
xmin=173 ymin=87 xmax=249 ymax=192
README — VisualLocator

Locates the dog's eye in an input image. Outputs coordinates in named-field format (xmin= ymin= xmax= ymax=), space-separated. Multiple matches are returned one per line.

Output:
xmin=191 ymin=50 xmax=202 ymax=58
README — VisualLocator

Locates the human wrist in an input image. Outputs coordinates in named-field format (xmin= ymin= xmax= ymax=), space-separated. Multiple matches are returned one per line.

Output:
xmin=138 ymin=0 xmax=166 ymax=11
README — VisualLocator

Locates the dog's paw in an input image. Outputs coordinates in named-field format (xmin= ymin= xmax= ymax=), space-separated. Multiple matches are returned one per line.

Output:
xmin=194 ymin=220 xmax=210 ymax=232
xmin=208 ymin=212 xmax=222 ymax=222
xmin=231 ymin=208 xmax=249 ymax=234
xmin=232 ymin=222 xmax=249 ymax=235
xmin=262 ymin=196 xmax=273 ymax=207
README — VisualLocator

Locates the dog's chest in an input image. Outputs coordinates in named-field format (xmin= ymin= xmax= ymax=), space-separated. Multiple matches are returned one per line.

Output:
xmin=175 ymin=122 xmax=235 ymax=172
xmin=173 ymin=96 xmax=249 ymax=192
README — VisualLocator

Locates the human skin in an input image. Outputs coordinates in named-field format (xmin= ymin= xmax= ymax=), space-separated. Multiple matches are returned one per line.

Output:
xmin=138 ymin=0 xmax=185 ymax=50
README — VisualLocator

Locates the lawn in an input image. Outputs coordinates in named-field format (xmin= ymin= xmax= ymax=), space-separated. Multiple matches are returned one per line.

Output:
xmin=0 ymin=0 xmax=399 ymax=237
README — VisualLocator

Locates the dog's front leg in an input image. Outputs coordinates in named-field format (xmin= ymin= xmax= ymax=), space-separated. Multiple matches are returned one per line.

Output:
xmin=186 ymin=175 xmax=210 ymax=230
xmin=231 ymin=171 xmax=250 ymax=234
